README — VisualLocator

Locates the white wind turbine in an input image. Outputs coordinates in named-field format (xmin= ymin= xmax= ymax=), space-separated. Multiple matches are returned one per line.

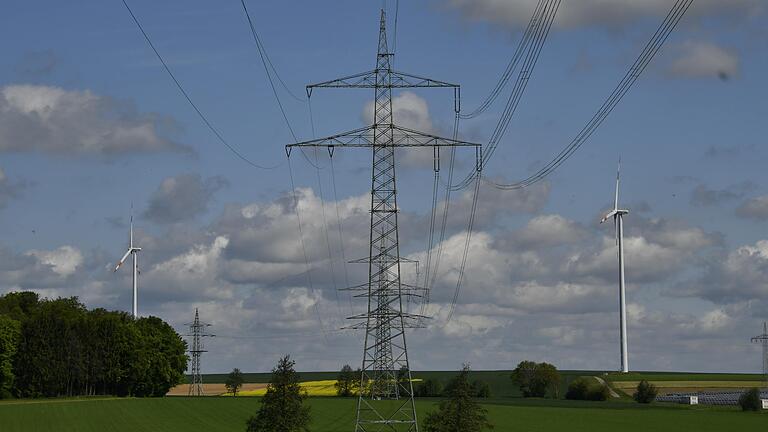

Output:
xmin=600 ymin=161 xmax=630 ymax=373
xmin=114 ymin=215 xmax=142 ymax=318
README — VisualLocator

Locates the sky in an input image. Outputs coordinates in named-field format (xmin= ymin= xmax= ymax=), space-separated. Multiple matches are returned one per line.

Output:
xmin=0 ymin=0 xmax=767 ymax=374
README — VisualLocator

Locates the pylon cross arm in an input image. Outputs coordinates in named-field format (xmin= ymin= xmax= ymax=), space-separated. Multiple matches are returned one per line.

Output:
xmin=285 ymin=125 xmax=481 ymax=159
xmin=306 ymin=69 xmax=457 ymax=95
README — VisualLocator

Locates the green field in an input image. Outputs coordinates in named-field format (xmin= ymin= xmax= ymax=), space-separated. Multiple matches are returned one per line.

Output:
xmin=1 ymin=396 xmax=765 ymax=432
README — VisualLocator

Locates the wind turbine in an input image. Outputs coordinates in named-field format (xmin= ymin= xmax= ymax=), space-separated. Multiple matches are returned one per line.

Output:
xmin=114 ymin=215 xmax=142 ymax=318
xmin=601 ymin=160 xmax=630 ymax=373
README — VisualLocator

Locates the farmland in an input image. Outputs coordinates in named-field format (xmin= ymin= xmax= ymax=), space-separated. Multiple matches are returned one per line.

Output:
xmin=1 ymin=395 xmax=766 ymax=432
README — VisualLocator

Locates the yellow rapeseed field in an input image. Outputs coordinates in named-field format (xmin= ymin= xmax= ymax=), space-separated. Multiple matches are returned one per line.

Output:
xmin=224 ymin=379 xmax=422 ymax=397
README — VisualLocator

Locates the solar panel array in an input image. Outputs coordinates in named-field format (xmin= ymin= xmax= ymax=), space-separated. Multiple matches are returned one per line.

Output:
xmin=657 ymin=390 xmax=768 ymax=406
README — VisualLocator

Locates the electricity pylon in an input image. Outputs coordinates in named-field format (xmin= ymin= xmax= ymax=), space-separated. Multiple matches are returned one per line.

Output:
xmin=186 ymin=308 xmax=214 ymax=396
xmin=286 ymin=10 xmax=481 ymax=431
xmin=752 ymin=321 xmax=768 ymax=388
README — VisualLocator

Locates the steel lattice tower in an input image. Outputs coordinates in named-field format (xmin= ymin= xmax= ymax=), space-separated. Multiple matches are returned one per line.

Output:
xmin=751 ymin=321 xmax=768 ymax=387
xmin=186 ymin=308 xmax=214 ymax=396
xmin=286 ymin=10 xmax=481 ymax=431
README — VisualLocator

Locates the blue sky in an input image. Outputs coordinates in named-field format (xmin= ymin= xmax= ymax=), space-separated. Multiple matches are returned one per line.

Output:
xmin=1 ymin=0 xmax=767 ymax=374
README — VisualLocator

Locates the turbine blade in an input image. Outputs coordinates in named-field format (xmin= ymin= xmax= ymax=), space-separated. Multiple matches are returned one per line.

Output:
xmin=114 ymin=249 xmax=131 ymax=271
xmin=600 ymin=210 xmax=617 ymax=224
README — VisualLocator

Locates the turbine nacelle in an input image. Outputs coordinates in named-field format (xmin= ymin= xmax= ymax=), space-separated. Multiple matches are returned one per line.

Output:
xmin=114 ymin=247 xmax=142 ymax=272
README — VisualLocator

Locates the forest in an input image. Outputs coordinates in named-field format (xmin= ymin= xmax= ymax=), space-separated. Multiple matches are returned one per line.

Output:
xmin=0 ymin=291 xmax=187 ymax=399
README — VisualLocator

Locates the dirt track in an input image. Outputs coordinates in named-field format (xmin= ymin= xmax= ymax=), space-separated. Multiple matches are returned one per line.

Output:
xmin=166 ymin=383 xmax=267 ymax=396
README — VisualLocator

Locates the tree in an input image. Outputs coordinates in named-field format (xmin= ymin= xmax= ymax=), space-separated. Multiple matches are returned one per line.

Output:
xmin=415 ymin=378 xmax=443 ymax=397
xmin=510 ymin=361 xmax=560 ymax=398
xmin=0 ymin=292 xmax=187 ymax=399
xmin=226 ymin=368 xmax=244 ymax=396
xmin=246 ymin=355 xmax=310 ymax=432
xmin=471 ymin=380 xmax=491 ymax=398
xmin=422 ymin=365 xmax=493 ymax=432
xmin=334 ymin=364 xmax=357 ymax=397
xmin=738 ymin=387 xmax=762 ymax=411
xmin=0 ymin=315 xmax=20 ymax=399
xmin=633 ymin=380 xmax=658 ymax=404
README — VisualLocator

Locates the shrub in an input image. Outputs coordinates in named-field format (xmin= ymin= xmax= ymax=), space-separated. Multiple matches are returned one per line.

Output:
xmin=565 ymin=378 xmax=608 ymax=401
xmin=633 ymin=380 xmax=658 ymax=404
xmin=738 ymin=388 xmax=762 ymax=412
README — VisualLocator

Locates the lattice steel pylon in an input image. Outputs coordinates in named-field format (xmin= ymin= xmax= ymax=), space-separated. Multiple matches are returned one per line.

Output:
xmin=751 ymin=321 xmax=768 ymax=388
xmin=286 ymin=10 xmax=481 ymax=431
xmin=185 ymin=308 xmax=214 ymax=397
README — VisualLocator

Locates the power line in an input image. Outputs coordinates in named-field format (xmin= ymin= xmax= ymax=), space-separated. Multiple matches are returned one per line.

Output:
xmin=460 ymin=0 xmax=548 ymax=120
xmin=488 ymin=0 xmax=695 ymax=190
xmin=120 ymin=0 xmax=279 ymax=170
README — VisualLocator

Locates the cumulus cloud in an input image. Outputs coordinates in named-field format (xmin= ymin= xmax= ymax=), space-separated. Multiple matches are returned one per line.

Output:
xmin=667 ymin=41 xmax=740 ymax=80
xmin=0 ymin=84 xmax=189 ymax=155
xmin=736 ymin=195 xmax=768 ymax=221
xmin=0 ymin=245 xmax=84 ymax=290
xmin=675 ymin=239 xmax=768 ymax=303
xmin=442 ymin=0 xmax=761 ymax=30
xmin=143 ymin=174 xmax=228 ymax=224
xmin=363 ymin=91 xmax=434 ymax=132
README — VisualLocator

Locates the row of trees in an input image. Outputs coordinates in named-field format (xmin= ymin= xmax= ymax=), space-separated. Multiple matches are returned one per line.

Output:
xmin=0 ymin=291 xmax=187 ymax=398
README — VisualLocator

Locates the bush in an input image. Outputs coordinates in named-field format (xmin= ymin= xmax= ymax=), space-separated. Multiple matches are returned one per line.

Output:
xmin=738 ymin=388 xmax=762 ymax=412
xmin=565 ymin=378 xmax=608 ymax=401
xmin=633 ymin=380 xmax=658 ymax=404
xmin=422 ymin=365 xmax=493 ymax=432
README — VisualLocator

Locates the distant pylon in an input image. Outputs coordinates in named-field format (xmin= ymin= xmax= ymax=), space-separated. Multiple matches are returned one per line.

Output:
xmin=751 ymin=321 xmax=768 ymax=387
xmin=286 ymin=10 xmax=481 ymax=431
xmin=185 ymin=308 xmax=214 ymax=396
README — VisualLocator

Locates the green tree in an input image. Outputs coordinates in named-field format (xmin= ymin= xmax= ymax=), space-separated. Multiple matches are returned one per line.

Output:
xmin=422 ymin=365 xmax=493 ymax=432
xmin=415 ymin=378 xmax=444 ymax=397
xmin=0 ymin=315 xmax=21 ymax=399
xmin=510 ymin=361 xmax=560 ymax=398
xmin=633 ymin=380 xmax=658 ymax=404
xmin=471 ymin=380 xmax=491 ymax=398
xmin=738 ymin=387 xmax=762 ymax=411
xmin=246 ymin=355 xmax=310 ymax=432
xmin=226 ymin=368 xmax=244 ymax=396
xmin=334 ymin=364 xmax=357 ymax=397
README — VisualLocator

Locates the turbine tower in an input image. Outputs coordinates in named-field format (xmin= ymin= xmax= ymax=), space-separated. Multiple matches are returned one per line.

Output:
xmin=286 ymin=10 xmax=481 ymax=431
xmin=114 ymin=215 xmax=142 ymax=318
xmin=601 ymin=161 xmax=630 ymax=373
xmin=751 ymin=321 xmax=768 ymax=387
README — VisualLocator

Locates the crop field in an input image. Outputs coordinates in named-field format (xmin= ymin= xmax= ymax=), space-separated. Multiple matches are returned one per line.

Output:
xmin=604 ymin=371 xmax=766 ymax=397
xmin=1 ymin=395 xmax=765 ymax=432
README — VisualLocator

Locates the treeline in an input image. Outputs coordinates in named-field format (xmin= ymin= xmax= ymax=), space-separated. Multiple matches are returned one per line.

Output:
xmin=0 ymin=291 xmax=187 ymax=399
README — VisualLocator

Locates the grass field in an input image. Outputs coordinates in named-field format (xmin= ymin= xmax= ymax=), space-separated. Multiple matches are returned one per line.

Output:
xmin=1 ymin=396 xmax=765 ymax=432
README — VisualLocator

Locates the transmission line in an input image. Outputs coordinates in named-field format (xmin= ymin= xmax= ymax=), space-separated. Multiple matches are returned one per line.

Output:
xmin=120 ymin=0 xmax=280 ymax=170
xmin=460 ymin=0 xmax=548 ymax=119
xmin=488 ymin=0 xmax=695 ymax=190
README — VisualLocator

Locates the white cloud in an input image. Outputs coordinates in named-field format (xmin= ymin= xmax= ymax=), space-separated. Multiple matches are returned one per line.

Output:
xmin=27 ymin=246 xmax=83 ymax=277
xmin=668 ymin=41 xmax=740 ymax=80
xmin=443 ymin=0 xmax=761 ymax=30
xmin=0 ymin=85 xmax=188 ymax=155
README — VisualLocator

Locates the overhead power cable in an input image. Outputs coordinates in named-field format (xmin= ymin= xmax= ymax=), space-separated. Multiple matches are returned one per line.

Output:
xmin=491 ymin=0 xmax=694 ymax=190
xmin=460 ymin=0 xmax=548 ymax=120
xmin=452 ymin=0 xmax=560 ymax=191
xmin=120 ymin=0 xmax=280 ymax=170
